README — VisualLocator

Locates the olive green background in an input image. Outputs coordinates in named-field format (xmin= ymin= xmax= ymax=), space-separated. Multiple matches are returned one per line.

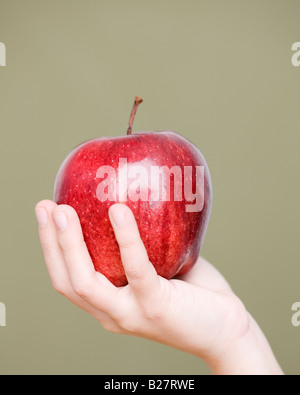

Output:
xmin=0 ymin=0 xmax=299 ymax=375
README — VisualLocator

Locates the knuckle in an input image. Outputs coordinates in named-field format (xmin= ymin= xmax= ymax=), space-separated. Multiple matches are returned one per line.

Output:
xmin=127 ymin=268 xmax=145 ymax=282
xmin=137 ymin=279 xmax=165 ymax=320
xmin=116 ymin=314 xmax=139 ymax=333
xmin=119 ymin=235 xmax=140 ymax=250
xmin=141 ymin=303 xmax=163 ymax=321
xmin=73 ymin=281 xmax=93 ymax=300
xmin=58 ymin=236 xmax=74 ymax=253
xmin=228 ymin=295 xmax=247 ymax=319
xmin=120 ymin=320 xmax=138 ymax=333
xmin=223 ymin=294 xmax=250 ymax=337
xmin=52 ymin=280 xmax=68 ymax=297
xmin=101 ymin=320 xmax=122 ymax=334
xmin=126 ymin=260 xmax=152 ymax=283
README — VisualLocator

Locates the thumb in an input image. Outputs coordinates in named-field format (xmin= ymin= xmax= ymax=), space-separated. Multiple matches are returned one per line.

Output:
xmin=108 ymin=204 xmax=160 ymax=297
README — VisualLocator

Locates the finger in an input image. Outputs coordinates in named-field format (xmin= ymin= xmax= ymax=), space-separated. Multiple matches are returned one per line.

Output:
xmin=108 ymin=204 xmax=160 ymax=299
xmin=36 ymin=200 xmax=73 ymax=294
xmin=52 ymin=204 xmax=120 ymax=316
xmin=35 ymin=200 xmax=118 ymax=327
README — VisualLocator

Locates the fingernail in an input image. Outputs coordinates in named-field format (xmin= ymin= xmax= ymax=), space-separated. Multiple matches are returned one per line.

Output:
xmin=53 ymin=211 xmax=68 ymax=231
xmin=109 ymin=205 xmax=125 ymax=228
xmin=35 ymin=207 xmax=48 ymax=228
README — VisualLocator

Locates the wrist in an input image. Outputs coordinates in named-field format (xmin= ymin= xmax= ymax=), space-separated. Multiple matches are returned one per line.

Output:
xmin=206 ymin=314 xmax=283 ymax=375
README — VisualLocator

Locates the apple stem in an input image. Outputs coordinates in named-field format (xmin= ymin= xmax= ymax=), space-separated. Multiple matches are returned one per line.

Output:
xmin=127 ymin=96 xmax=143 ymax=135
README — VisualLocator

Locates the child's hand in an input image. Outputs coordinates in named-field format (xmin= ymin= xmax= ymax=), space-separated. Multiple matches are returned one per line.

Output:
xmin=35 ymin=200 xmax=283 ymax=375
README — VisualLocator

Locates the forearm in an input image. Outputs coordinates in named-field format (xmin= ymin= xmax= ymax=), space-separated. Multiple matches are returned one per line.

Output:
xmin=207 ymin=315 xmax=283 ymax=375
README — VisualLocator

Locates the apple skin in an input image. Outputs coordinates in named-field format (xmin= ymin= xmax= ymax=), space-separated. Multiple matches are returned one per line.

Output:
xmin=54 ymin=131 xmax=212 ymax=286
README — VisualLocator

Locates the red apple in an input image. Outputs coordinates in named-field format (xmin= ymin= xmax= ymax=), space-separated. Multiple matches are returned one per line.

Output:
xmin=54 ymin=97 xmax=212 ymax=286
